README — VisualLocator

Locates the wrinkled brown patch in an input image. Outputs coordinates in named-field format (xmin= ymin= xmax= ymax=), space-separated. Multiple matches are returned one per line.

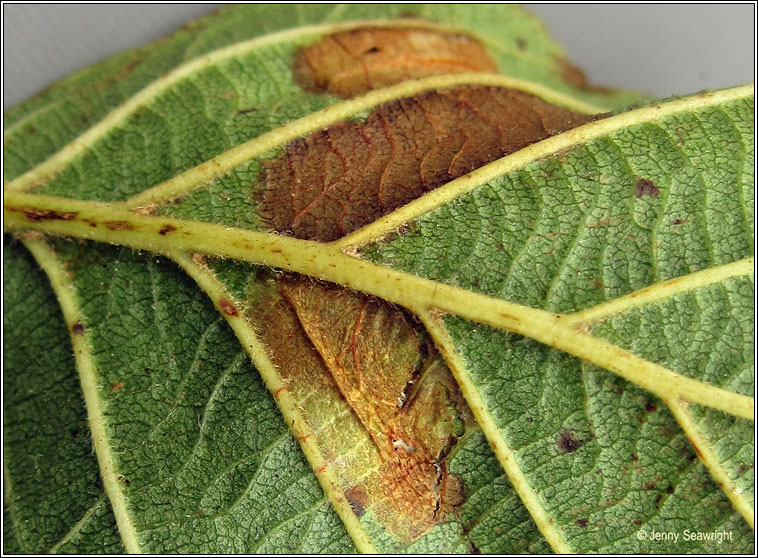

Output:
xmin=158 ymin=224 xmax=177 ymax=235
xmin=262 ymin=86 xmax=595 ymax=241
xmin=635 ymin=178 xmax=660 ymax=198
xmin=280 ymin=276 xmax=470 ymax=538
xmin=247 ymin=273 xmax=471 ymax=541
xmin=294 ymin=28 xmax=498 ymax=98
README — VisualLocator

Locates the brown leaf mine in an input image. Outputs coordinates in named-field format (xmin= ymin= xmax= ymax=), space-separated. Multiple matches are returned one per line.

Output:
xmin=262 ymin=86 xmax=595 ymax=241
xmin=293 ymin=27 xmax=498 ymax=98
xmin=246 ymin=274 xmax=471 ymax=541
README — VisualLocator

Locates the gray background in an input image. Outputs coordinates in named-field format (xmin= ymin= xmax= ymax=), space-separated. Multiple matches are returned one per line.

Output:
xmin=2 ymin=3 xmax=755 ymax=110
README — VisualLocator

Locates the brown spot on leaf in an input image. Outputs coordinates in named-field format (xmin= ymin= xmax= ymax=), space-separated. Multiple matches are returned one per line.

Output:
xmin=666 ymin=484 xmax=674 ymax=494
xmin=235 ymin=107 xmax=258 ymax=115
xmin=218 ymin=296 xmax=238 ymax=317
xmin=737 ymin=464 xmax=753 ymax=475
xmin=72 ymin=321 xmax=84 ymax=335
xmin=344 ymin=486 xmax=368 ymax=517
xmin=293 ymin=27 xmax=498 ymax=98
xmin=158 ymin=224 xmax=177 ymax=235
xmin=111 ymin=382 xmax=124 ymax=392
xmin=557 ymin=430 xmax=583 ymax=453
xmin=262 ymin=86 xmax=595 ymax=241
xmin=635 ymin=178 xmax=660 ymax=198
xmin=576 ymin=518 xmax=588 ymax=528
xmin=680 ymin=446 xmax=697 ymax=461
xmin=20 ymin=208 xmax=78 ymax=222
xmin=103 ymin=220 xmax=134 ymax=231
xmin=645 ymin=402 xmax=658 ymax=413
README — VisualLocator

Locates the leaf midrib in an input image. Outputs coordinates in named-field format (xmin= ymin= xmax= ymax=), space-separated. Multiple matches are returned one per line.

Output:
xmin=5 ymin=193 xmax=753 ymax=422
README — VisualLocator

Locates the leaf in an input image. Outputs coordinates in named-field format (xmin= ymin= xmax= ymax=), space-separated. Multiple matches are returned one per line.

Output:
xmin=3 ymin=4 xmax=754 ymax=554
xmin=3 ymin=238 xmax=123 ymax=554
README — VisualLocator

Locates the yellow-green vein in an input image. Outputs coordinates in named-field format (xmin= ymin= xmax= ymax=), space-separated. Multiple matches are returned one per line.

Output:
xmin=5 ymin=192 xmax=752 ymax=421
xmin=169 ymin=251 xmax=377 ymax=554
xmin=667 ymin=400 xmax=754 ymax=527
xmin=419 ymin=311 xmax=573 ymax=553
xmin=21 ymin=237 xmax=141 ymax=553
xmin=47 ymin=494 xmax=109 ymax=554
xmin=564 ymin=257 xmax=755 ymax=327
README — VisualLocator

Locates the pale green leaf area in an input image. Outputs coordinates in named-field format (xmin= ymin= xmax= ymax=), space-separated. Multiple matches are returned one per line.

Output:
xmin=3 ymin=3 xmax=753 ymax=555
xmin=3 ymin=238 xmax=123 ymax=554
xmin=591 ymin=277 xmax=755 ymax=509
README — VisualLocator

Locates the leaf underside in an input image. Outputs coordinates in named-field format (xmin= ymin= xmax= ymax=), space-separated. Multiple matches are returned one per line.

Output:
xmin=3 ymin=4 xmax=754 ymax=555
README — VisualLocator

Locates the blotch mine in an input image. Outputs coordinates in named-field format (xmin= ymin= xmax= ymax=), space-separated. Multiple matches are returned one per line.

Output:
xmin=293 ymin=27 xmax=498 ymax=98
xmin=261 ymin=86 xmax=595 ymax=241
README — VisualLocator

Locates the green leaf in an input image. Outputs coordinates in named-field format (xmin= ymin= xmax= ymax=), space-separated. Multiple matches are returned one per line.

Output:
xmin=3 ymin=4 xmax=753 ymax=554
xmin=3 ymin=237 xmax=123 ymax=554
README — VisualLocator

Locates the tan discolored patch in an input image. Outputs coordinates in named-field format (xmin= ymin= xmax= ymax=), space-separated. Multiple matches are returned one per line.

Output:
xmin=246 ymin=272 xmax=471 ymax=542
xmin=293 ymin=28 xmax=498 ymax=98
xmin=261 ymin=86 xmax=596 ymax=241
